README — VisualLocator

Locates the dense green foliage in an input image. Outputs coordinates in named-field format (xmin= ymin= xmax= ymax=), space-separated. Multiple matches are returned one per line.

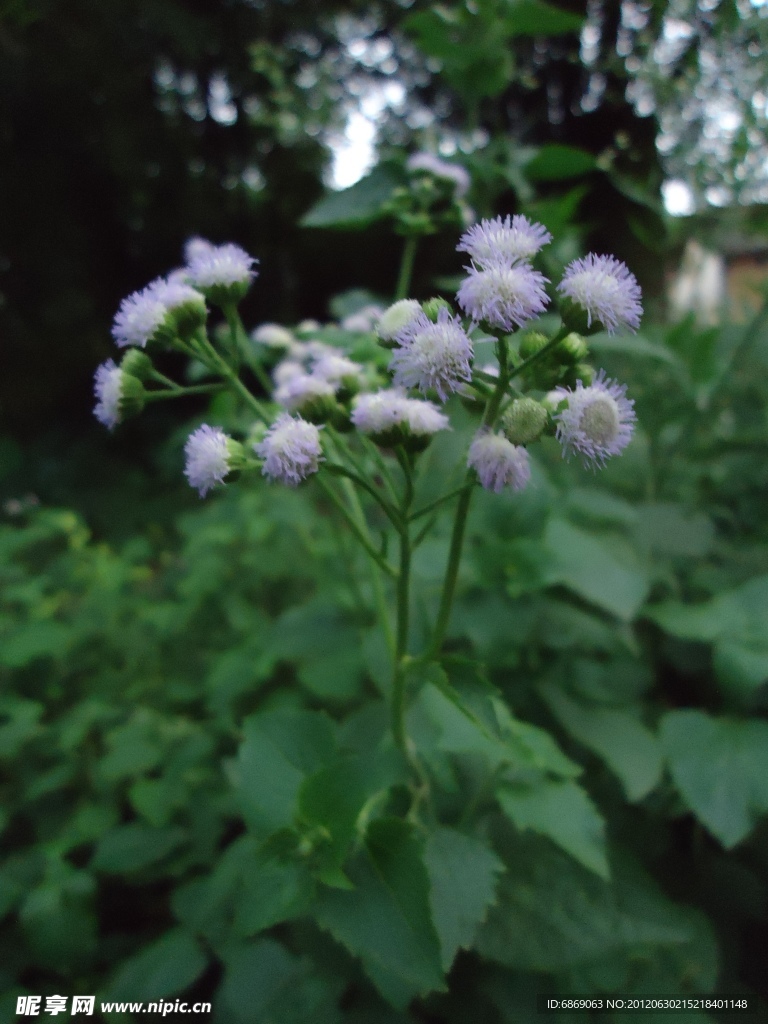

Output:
xmin=3 ymin=0 xmax=768 ymax=1021
xmin=3 ymin=300 xmax=768 ymax=1020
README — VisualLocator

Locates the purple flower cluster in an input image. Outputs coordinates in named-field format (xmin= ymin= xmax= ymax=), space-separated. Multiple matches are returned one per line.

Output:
xmin=456 ymin=215 xmax=551 ymax=331
xmin=388 ymin=308 xmax=473 ymax=401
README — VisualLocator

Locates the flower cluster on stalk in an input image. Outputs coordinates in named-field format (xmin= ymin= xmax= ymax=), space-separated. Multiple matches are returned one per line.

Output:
xmin=94 ymin=217 xmax=642 ymax=502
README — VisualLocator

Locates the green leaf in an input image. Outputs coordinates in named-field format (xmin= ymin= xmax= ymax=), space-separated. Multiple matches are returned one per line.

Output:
xmin=633 ymin=503 xmax=715 ymax=558
xmin=713 ymin=642 xmax=768 ymax=694
xmin=524 ymin=144 xmax=596 ymax=181
xmin=588 ymin=332 xmax=682 ymax=365
xmin=543 ymin=518 xmax=650 ymax=621
xmin=540 ymin=684 xmax=662 ymax=802
xmin=105 ymin=928 xmax=208 ymax=1003
xmin=299 ymin=749 xmax=405 ymax=869
xmin=410 ymin=673 xmax=578 ymax=778
xmin=234 ymin=707 xmax=336 ymax=837
xmin=498 ymin=779 xmax=610 ymax=879
xmin=0 ymin=621 xmax=71 ymax=668
xmin=647 ymin=574 xmax=768 ymax=645
xmin=0 ymin=699 xmax=43 ymax=758
xmin=315 ymin=818 xmax=444 ymax=1009
xmin=660 ymin=711 xmax=768 ymax=848
xmin=301 ymin=163 xmax=404 ymax=229
xmin=90 ymin=824 xmax=186 ymax=873
xmin=217 ymin=939 xmax=343 ymax=1024
xmin=477 ymin=833 xmax=700 ymax=972
xmin=423 ymin=826 xmax=504 ymax=971
xmin=500 ymin=0 xmax=584 ymax=35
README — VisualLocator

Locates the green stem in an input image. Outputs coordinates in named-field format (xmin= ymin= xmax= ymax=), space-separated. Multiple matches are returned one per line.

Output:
xmin=506 ymin=324 xmax=569 ymax=384
xmin=394 ymin=235 xmax=418 ymax=302
xmin=427 ymin=336 xmax=513 ymax=660
xmin=409 ymin=485 xmax=470 ymax=522
xmin=224 ymin=304 xmax=272 ymax=393
xmin=391 ymin=450 xmax=414 ymax=753
xmin=316 ymin=476 xmax=396 ymax=578
xmin=144 ymin=383 xmax=225 ymax=401
xmin=325 ymin=463 xmax=403 ymax=531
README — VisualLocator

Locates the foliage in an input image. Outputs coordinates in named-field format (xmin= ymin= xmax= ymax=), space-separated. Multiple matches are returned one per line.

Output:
xmin=3 ymin=295 xmax=768 ymax=1018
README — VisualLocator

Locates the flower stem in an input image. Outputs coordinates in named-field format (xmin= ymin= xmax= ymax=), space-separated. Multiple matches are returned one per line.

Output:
xmin=394 ymin=235 xmax=418 ymax=302
xmin=427 ymin=336 xmax=512 ymax=660
xmin=316 ymin=476 xmax=396 ymax=578
xmin=391 ymin=449 xmax=415 ymax=753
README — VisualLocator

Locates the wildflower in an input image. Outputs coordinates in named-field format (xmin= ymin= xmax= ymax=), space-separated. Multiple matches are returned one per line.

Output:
xmin=407 ymin=152 xmax=471 ymax=197
xmin=252 ymin=323 xmax=294 ymax=349
xmin=112 ymin=284 xmax=169 ymax=349
xmin=377 ymin=299 xmax=422 ymax=347
xmin=341 ymin=305 xmax=384 ymax=332
xmin=467 ymin=431 xmax=531 ymax=493
xmin=255 ymin=413 xmax=323 ymax=486
xmin=457 ymin=260 xmax=549 ymax=331
xmin=185 ymin=242 xmax=258 ymax=304
xmin=149 ymin=277 xmax=207 ymax=337
xmin=351 ymin=390 xmax=450 ymax=450
xmin=312 ymin=353 xmax=366 ymax=394
xmin=184 ymin=236 xmax=217 ymax=264
xmin=273 ymin=359 xmax=306 ymax=388
xmin=184 ymin=424 xmax=236 ymax=496
xmin=274 ymin=374 xmax=337 ymax=421
xmin=457 ymin=215 xmax=552 ymax=267
xmin=557 ymin=253 xmax=642 ymax=334
xmin=93 ymin=360 xmax=143 ymax=429
xmin=389 ymin=308 xmax=473 ymax=401
xmin=553 ymin=369 xmax=636 ymax=467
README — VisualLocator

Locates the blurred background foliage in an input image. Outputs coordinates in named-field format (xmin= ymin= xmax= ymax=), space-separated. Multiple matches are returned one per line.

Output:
xmin=2 ymin=0 xmax=768 ymax=1020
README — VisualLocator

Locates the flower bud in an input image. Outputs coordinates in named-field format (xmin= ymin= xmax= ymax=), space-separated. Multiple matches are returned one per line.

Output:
xmin=120 ymin=348 xmax=154 ymax=381
xmin=377 ymin=299 xmax=422 ymax=348
xmin=501 ymin=397 xmax=548 ymax=445
xmin=118 ymin=373 xmax=146 ymax=419
xmin=518 ymin=331 xmax=550 ymax=360
xmin=421 ymin=297 xmax=452 ymax=323
xmin=558 ymin=332 xmax=589 ymax=363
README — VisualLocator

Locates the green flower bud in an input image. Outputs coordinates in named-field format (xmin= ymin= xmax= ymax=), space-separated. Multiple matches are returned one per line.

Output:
xmin=519 ymin=331 xmax=550 ymax=360
xmin=558 ymin=332 xmax=589 ymax=363
xmin=501 ymin=397 xmax=548 ymax=445
xmin=421 ymin=297 xmax=452 ymax=323
xmin=167 ymin=292 xmax=207 ymax=340
xmin=120 ymin=348 xmax=154 ymax=381
xmin=559 ymin=297 xmax=602 ymax=337
xmin=118 ymin=374 xmax=146 ymax=419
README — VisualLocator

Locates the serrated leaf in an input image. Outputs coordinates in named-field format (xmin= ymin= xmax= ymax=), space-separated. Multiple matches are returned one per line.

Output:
xmin=498 ymin=779 xmax=609 ymax=878
xmin=477 ymin=833 xmax=698 ymax=972
xmin=301 ymin=163 xmax=404 ymax=229
xmin=105 ymin=928 xmax=207 ymax=1002
xmin=540 ymin=684 xmax=662 ymax=802
xmin=217 ymin=939 xmax=343 ymax=1024
xmin=423 ymin=826 xmax=504 ymax=970
xmin=315 ymin=818 xmax=444 ymax=1009
xmin=234 ymin=707 xmax=336 ymax=837
xmin=660 ymin=710 xmax=768 ymax=848
xmin=543 ymin=518 xmax=650 ymax=621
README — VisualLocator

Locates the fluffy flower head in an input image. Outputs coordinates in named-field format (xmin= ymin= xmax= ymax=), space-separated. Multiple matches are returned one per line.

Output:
xmin=184 ymin=425 xmax=231 ymax=497
xmin=93 ymin=360 xmax=124 ymax=429
xmin=457 ymin=215 xmax=552 ymax=267
xmin=407 ymin=152 xmax=470 ymax=196
xmin=275 ymin=373 xmax=335 ymax=412
xmin=186 ymin=242 xmax=258 ymax=289
xmin=112 ymin=284 xmax=168 ymax=348
xmin=255 ymin=413 xmax=323 ymax=486
xmin=252 ymin=323 xmax=294 ymax=349
xmin=389 ymin=308 xmax=473 ymax=401
xmin=467 ymin=431 xmax=531 ymax=493
xmin=557 ymin=253 xmax=642 ymax=334
xmin=341 ymin=305 xmax=384 ymax=332
xmin=457 ymin=260 xmax=549 ymax=331
xmin=377 ymin=299 xmax=422 ymax=344
xmin=351 ymin=389 xmax=450 ymax=437
xmin=553 ymin=369 xmax=636 ymax=467
xmin=184 ymin=237 xmax=217 ymax=264
xmin=311 ymin=353 xmax=365 ymax=386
